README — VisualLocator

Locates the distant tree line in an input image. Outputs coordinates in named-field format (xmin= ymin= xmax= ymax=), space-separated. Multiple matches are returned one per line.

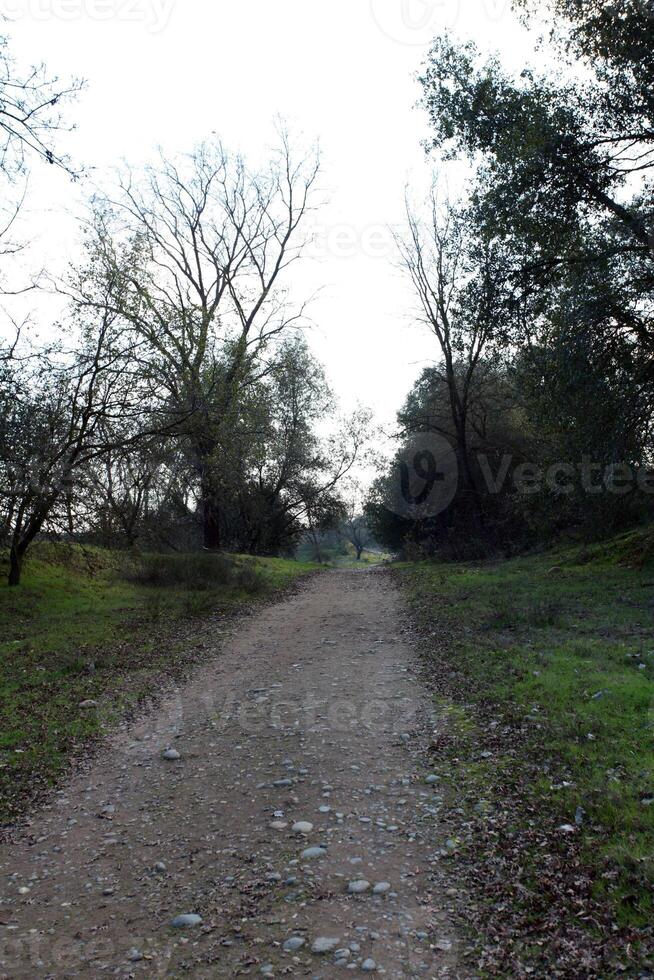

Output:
xmin=367 ymin=0 xmax=654 ymax=558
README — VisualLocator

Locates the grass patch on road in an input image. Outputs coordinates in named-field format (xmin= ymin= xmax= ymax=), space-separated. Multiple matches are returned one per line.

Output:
xmin=0 ymin=543 xmax=316 ymax=827
xmin=396 ymin=528 xmax=654 ymax=974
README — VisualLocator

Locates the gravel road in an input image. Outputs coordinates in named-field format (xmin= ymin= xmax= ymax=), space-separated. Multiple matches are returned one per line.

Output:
xmin=0 ymin=569 xmax=465 ymax=978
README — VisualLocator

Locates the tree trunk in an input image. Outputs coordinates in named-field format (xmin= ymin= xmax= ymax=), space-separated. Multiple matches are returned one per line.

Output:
xmin=8 ymin=544 xmax=22 ymax=586
xmin=202 ymin=494 xmax=221 ymax=550
xmin=356 ymin=546 xmax=363 ymax=560
xmin=309 ymin=531 xmax=322 ymax=563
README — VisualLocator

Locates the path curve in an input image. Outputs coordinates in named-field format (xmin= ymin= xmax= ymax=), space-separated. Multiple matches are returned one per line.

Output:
xmin=0 ymin=569 xmax=463 ymax=978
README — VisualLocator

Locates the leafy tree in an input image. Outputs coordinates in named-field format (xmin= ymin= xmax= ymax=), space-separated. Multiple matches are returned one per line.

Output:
xmin=215 ymin=338 xmax=369 ymax=554
xmin=419 ymin=18 xmax=653 ymax=359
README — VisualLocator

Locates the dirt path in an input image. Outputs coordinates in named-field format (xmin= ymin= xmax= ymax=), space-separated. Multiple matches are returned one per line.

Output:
xmin=0 ymin=569 xmax=465 ymax=978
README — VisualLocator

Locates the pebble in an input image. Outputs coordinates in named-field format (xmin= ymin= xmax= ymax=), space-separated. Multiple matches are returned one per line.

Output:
xmin=154 ymin=862 xmax=167 ymax=873
xmin=361 ymin=959 xmax=377 ymax=972
xmin=260 ymin=965 xmax=274 ymax=976
xmin=162 ymin=748 xmax=181 ymax=761
xmin=425 ymin=774 xmax=439 ymax=784
xmin=170 ymin=914 xmax=202 ymax=928
xmin=78 ymin=700 xmax=98 ymax=710
xmin=311 ymin=936 xmax=340 ymax=954
xmin=347 ymin=879 xmax=371 ymax=893
xmin=302 ymin=846 xmax=327 ymax=859
xmin=273 ymin=778 xmax=293 ymax=788
xmin=291 ymin=821 xmax=313 ymax=834
xmin=283 ymin=936 xmax=305 ymax=951
xmin=373 ymin=881 xmax=391 ymax=894
xmin=127 ymin=949 xmax=143 ymax=962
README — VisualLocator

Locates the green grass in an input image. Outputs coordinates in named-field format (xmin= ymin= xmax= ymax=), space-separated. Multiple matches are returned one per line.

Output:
xmin=0 ymin=543 xmax=317 ymax=826
xmin=396 ymin=529 xmax=654 ymax=940
xmin=295 ymin=537 xmax=390 ymax=567
xmin=328 ymin=547 xmax=390 ymax=568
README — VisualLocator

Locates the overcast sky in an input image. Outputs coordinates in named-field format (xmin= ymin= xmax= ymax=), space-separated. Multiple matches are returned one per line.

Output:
xmin=7 ymin=0 xmax=538 ymax=432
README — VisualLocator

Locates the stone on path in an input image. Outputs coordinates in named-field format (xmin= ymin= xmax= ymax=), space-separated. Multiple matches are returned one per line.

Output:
xmin=283 ymin=936 xmax=305 ymax=951
xmin=291 ymin=821 xmax=313 ymax=834
xmin=170 ymin=913 xmax=202 ymax=928
xmin=301 ymin=846 xmax=326 ymax=859
xmin=162 ymin=748 xmax=181 ymax=761
xmin=311 ymin=936 xmax=340 ymax=954
xmin=347 ymin=879 xmax=371 ymax=893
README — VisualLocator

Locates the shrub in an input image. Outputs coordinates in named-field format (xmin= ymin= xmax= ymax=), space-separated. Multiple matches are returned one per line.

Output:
xmin=124 ymin=552 xmax=264 ymax=593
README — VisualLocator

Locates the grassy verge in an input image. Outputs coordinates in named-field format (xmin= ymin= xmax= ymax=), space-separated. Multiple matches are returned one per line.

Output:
xmin=395 ymin=529 xmax=654 ymax=977
xmin=328 ymin=549 xmax=391 ymax=568
xmin=0 ymin=543 xmax=317 ymax=828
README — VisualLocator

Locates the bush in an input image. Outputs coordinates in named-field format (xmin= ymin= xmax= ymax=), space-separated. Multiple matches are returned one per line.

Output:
xmin=124 ymin=552 xmax=265 ymax=594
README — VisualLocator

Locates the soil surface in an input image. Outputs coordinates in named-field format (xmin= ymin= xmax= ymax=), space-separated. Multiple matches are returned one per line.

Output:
xmin=0 ymin=569 xmax=466 ymax=978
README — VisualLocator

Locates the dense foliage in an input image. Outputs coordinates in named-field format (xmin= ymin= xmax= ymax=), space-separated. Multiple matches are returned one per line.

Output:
xmin=369 ymin=0 xmax=654 ymax=557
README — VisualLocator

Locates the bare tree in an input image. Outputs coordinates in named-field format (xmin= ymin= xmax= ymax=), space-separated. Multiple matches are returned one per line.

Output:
xmin=71 ymin=131 xmax=320 ymax=549
xmin=0 ymin=34 xmax=81 ymax=306
xmin=339 ymin=480 xmax=373 ymax=560
xmin=0 ymin=311 xmax=138 ymax=585
xmin=0 ymin=35 xmax=83 ymax=179
xmin=396 ymin=191 xmax=508 ymax=518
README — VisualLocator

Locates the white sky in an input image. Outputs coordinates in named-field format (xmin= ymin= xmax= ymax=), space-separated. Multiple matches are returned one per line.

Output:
xmin=5 ymin=0 xmax=539 ymax=432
